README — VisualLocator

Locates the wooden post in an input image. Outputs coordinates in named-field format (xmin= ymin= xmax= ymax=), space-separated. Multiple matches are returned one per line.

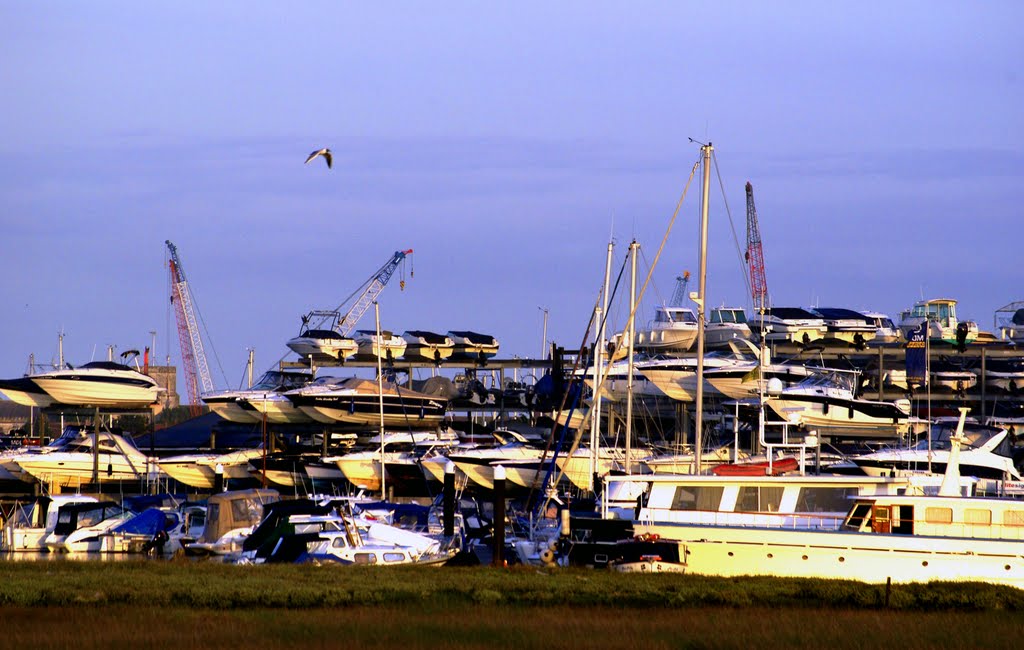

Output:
xmin=91 ymin=406 xmax=100 ymax=486
xmin=443 ymin=461 xmax=455 ymax=538
xmin=492 ymin=465 xmax=506 ymax=567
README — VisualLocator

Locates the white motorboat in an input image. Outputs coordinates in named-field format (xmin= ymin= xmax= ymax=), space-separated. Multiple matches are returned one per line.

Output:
xmin=862 ymin=311 xmax=902 ymax=344
xmin=9 ymin=430 xmax=162 ymax=487
xmin=705 ymin=307 xmax=753 ymax=349
xmin=240 ymin=391 xmax=315 ymax=424
xmin=898 ymin=298 xmax=979 ymax=348
xmin=42 ymin=500 xmax=127 ymax=552
xmin=929 ymin=356 xmax=978 ymax=394
xmin=286 ymin=328 xmax=358 ymax=361
xmin=982 ymin=357 xmax=1024 ymax=393
xmin=448 ymin=430 xmax=546 ymax=489
xmin=633 ymin=352 xmax=744 ymax=402
xmin=353 ymin=330 xmax=407 ymax=362
xmin=202 ymin=370 xmax=314 ymax=424
xmin=286 ymin=377 xmax=448 ymax=428
xmin=702 ymin=349 xmax=817 ymax=400
xmin=583 ymin=358 xmax=669 ymax=402
xmin=28 ymin=359 xmax=161 ymax=409
xmin=1 ymin=495 xmax=98 ymax=551
xmin=809 ymin=307 xmax=877 ymax=346
xmin=634 ymin=305 xmax=699 ymax=356
xmin=158 ymin=447 xmax=265 ymax=489
xmin=0 ymin=376 xmax=56 ymax=408
xmin=747 ymin=307 xmax=828 ymax=345
xmin=447 ymin=331 xmax=499 ymax=361
xmin=401 ymin=330 xmax=455 ymax=363
xmin=184 ymin=488 xmax=280 ymax=556
xmin=765 ymin=369 xmax=912 ymax=438
xmin=327 ymin=431 xmax=458 ymax=492
xmin=852 ymin=421 xmax=1022 ymax=480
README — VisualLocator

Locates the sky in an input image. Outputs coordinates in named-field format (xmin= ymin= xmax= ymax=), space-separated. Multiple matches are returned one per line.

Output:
xmin=1 ymin=2 xmax=1022 ymax=397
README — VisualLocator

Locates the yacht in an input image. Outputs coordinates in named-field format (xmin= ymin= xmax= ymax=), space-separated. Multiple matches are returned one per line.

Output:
xmin=852 ymin=421 xmax=1022 ymax=480
xmin=808 ymin=308 xmax=877 ymax=346
xmin=286 ymin=377 xmax=448 ymax=427
xmin=9 ymin=430 xmax=162 ymax=487
xmin=1 ymin=494 xmax=98 ymax=551
xmin=353 ymin=330 xmax=407 ymax=362
xmin=747 ymin=307 xmax=827 ymax=345
xmin=447 ymin=430 xmax=547 ymax=490
xmin=705 ymin=307 xmax=752 ymax=349
xmin=27 ymin=359 xmax=161 ymax=408
xmin=447 ymin=331 xmax=499 ymax=361
xmin=982 ymin=357 xmax=1024 ymax=393
xmin=862 ymin=311 xmax=902 ymax=344
xmin=634 ymin=351 xmax=747 ymax=402
xmin=286 ymin=328 xmax=358 ymax=362
xmin=202 ymin=370 xmax=314 ymax=424
xmin=0 ymin=376 xmax=56 ymax=408
xmin=401 ymin=331 xmax=455 ymax=363
xmin=326 ymin=431 xmax=458 ymax=493
xmin=634 ymin=305 xmax=699 ymax=356
xmin=158 ymin=447 xmax=265 ymax=489
xmin=765 ymin=369 xmax=912 ymax=438
xmin=898 ymin=298 xmax=979 ymax=348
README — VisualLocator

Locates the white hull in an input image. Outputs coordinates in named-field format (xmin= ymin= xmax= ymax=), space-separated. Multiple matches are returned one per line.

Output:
xmin=632 ymin=522 xmax=1024 ymax=588
xmin=32 ymin=378 xmax=159 ymax=408
xmin=705 ymin=323 xmax=753 ymax=348
xmin=205 ymin=399 xmax=261 ymax=424
xmin=241 ymin=396 xmax=313 ymax=424
xmin=332 ymin=451 xmax=384 ymax=491
xmin=16 ymin=453 xmax=158 ymax=485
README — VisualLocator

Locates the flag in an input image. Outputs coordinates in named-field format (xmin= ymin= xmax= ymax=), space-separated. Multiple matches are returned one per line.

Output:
xmin=905 ymin=322 xmax=927 ymax=383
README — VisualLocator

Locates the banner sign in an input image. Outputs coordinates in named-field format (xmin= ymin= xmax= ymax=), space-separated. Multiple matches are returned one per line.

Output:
xmin=905 ymin=322 xmax=927 ymax=383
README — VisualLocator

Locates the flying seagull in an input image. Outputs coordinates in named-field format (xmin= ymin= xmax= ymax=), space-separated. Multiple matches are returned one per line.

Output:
xmin=305 ymin=148 xmax=332 ymax=168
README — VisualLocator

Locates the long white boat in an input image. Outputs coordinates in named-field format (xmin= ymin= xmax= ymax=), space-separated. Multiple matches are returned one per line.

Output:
xmin=202 ymin=370 xmax=314 ymax=424
xmin=287 ymin=377 xmax=447 ymax=427
xmin=158 ymin=448 xmax=265 ymax=489
xmin=625 ymin=412 xmax=1024 ymax=588
xmin=447 ymin=331 xmax=499 ymax=361
xmin=634 ymin=305 xmax=699 ymax=356
xmin=765 ymin=369 xmax=912 ymax=438
xmin=9 ymin=431 xmax=162 ymax=487
xmin=401 ymin=331 xmax=455 ymax=363
xmin=27 ymin=360 xmax=161 ymax=408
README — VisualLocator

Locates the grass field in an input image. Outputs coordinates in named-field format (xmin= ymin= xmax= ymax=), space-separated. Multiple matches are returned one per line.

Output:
xmin=0 ymin=562 xmax=1022 ymax=649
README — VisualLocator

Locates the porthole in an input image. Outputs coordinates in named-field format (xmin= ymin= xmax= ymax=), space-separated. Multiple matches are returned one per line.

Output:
xmin=727 ymin=552 xmax=734 ymax=557
xmin=838 ymin=557 xmax=845 ymax=563
xmin=767 ymin=553 xmax=773 ymax=559
xmin=1006 ymin=565 xmax=1012 ymax=571
xmin=802 ymin=555 xmax=808 ymax=560
xmin=922 ymin=561 xmax=929 ymax=567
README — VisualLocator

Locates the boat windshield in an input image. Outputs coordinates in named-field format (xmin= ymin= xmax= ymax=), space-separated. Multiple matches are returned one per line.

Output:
xmin=253 ymin=371 xmax=312 ymax=391
xmin=711 ymin=309 xmax=747 ymax=324
xmin=794 ymin=370 xmax=858 ymax=392
xmin=655 ymin=308 xmax=697 ymax=324
xmin=913 ymin=425 xmax=999 ymax=451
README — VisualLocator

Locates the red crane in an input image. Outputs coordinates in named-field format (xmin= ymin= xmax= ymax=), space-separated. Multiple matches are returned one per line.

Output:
xmin=745 ymin=181 xmax=769 ymax=314
xmin=166 ymin=241 xmax=214 ymax=417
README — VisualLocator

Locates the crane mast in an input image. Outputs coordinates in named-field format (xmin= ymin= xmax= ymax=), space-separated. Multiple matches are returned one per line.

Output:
xmin=745 ymin=181 xmax=769 ymax=314
xmin=304 ymin=249 xmax=413 ymax=336
xmin=669 ymin=270 xmax=691 ymax=307
xmin=166 ymin=240 xmax=214 ymax=416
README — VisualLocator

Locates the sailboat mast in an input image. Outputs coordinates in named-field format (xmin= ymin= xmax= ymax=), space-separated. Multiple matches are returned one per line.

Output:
xmin=590 ymin=240 xmax=615 ymax=489
xmin=625 ymin=240 xmax=639 ymax=473
xmin=695 ymin=142 xmax=713 ymax=474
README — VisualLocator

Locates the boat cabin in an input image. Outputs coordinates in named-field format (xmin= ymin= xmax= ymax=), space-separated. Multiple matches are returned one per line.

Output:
xmin=842 ymin=494 xmax=1024 ymax=540
xmin=709 ymin=308 xmax=748 ymax=325
xmin=652 ymin=306 xmax=698 ymax=326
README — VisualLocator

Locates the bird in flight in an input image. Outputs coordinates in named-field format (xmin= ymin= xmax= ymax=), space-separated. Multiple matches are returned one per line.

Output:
xmin=305 ymin=148 xmax=332 ymax=168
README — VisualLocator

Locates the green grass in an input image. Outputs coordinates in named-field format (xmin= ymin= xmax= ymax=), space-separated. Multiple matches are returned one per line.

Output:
xmin=0 ymin=561 xmax=1022 ymax=611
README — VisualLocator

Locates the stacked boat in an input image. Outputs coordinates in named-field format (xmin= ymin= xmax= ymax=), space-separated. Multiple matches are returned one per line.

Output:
xmin=0 ymin=357 xmax=162 ymax=410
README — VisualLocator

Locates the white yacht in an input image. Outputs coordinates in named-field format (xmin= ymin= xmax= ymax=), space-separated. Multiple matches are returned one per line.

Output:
xmin=286 ymin=328 xmax=358 ymax=361
xmin=1 ymin=495 xmax=98 ymax=551
xmin=27 ymin=360 xmax=161 ymax=408
xmin=401 ymin=331 xmax=455 ymax=363
xmin=898 ymin=298 xmax=979 ymax=348
xmin=353 ymin=330 xmax=407 ymax=362
xmin=634 ymin=305 xmax=699 ymax=356
xmin=747 ymin=307 xmax=828 ymax=345
xmin=852 ymin=421 xmax=1022 ymax=480
xmin=809 ymin=307 xmax=877 ymax=346
xmin=705 ymin=307 xmax=752 ymax=349
xmin=158 ymin=447 xmax=265 ymax=489
xmin=9 ymin=430 xmax=162 ymax=487
xmin=862 ymin=311 xmax=902 ymax=344
xmin=447 ymin=331 xmax=499 ymax=361
xmin=765 ymin=369 xmax=912 ymax=438
xmin=202 ymin=370 xmax=314 ymax=424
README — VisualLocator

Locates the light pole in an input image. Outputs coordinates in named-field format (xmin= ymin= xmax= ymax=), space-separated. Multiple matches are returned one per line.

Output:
xmin=538 ymin=306 xmax=549 ymax=360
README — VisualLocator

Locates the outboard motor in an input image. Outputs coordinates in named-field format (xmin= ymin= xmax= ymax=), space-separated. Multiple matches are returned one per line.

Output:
xmin=955 ymin=321 xmax=970 ymax=353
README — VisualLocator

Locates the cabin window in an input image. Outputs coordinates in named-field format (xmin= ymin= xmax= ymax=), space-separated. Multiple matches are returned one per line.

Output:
xmin=1003 ymin=511 xmax=1024 ymax=527
xmin=794 ymin=487 xmax=857 ymax=513
xmin=383 ymin=553 xmax=407 ymax=563
xmin=670 ymin=486 xmax=724 ymax=511
xmin=965 ymin=509 xmax=992 ymax=526
xmin=736 ymin=486 xmax=784 ymax=513
xmin=353 ymin=553 xmax=378 ymax=564
xmin=871 ymin=506 xmax=891 ymax=533
xmin=925 ymin=507 xmax=953 ymax=524
xmin=331 ymin=537 xmax=349 ymax=549
xmin=844 ymin=503 xmax=872 ymax=530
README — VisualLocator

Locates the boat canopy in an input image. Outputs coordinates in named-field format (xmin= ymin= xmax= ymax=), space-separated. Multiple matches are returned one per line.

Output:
xmin=404 ymin=330 xmax=450 ymax=344
xmin=811 ymin=308 xmax=872 ymax=324
xmin=764 ymin=307 xmax=821 ymax=320
xmin=199 ymin=489 xmax=279 ymax=544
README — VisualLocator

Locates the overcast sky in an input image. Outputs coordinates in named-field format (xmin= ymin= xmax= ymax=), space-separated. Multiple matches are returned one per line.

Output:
xmin=1 ymin=2 xmax=1021 ymax=395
